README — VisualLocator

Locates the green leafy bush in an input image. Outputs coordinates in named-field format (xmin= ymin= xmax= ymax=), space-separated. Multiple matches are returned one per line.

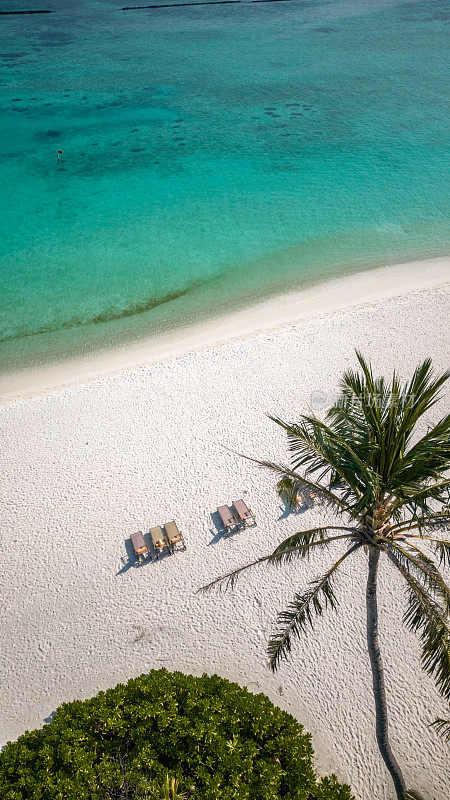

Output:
xmin=0 ymin=670 xmax=353 ymax=799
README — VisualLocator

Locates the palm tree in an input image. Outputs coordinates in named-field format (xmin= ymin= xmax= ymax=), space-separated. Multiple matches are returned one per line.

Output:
xmin=201 ymin=354 xmax=450 ymax=800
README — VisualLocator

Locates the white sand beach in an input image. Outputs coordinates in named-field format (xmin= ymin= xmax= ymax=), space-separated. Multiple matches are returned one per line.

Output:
xmin=0 ymin=256 xmax=448 ymax=402
xmin=1 ymin=258 xmax=449 ymax=799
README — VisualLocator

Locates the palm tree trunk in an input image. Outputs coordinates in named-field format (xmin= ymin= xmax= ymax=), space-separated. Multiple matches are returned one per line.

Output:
xmin=366 ymin=546 xmax=406 ymax=800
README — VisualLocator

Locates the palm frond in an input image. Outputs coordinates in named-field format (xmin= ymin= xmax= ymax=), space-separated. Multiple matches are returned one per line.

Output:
xmin=332 ymin=352 xmax=418 ymax=483
xmin=399 ymin=359 xmax=449 ymax=443
xmin=328 ymin=355 xmax=449 ymax=517
xmin=394 ymin=412 xmax=450 ymax=476
xmin=268 ymin=543 xmax=361 ymax=671
xmin=387 ymin=479 xmax=450 ymax=519
xmin=430 ymin=539 xmax=450 ymax=569
xmin=198 ymin=551 xmax=287 ymax=593
xmin=334 ymin=351 xmax=385 ymax=443
xmin=429 ymin=717 xmax=450 ymax=742
xmin=270 ymin=528 xmax=357 ymax=564
xmin=294 ymin=413 xmax=375 ymax=485
xmin=197 ymin=530 xmax=354 ymax=593
xmin=405 ymin=791 xmax=427 ymax=800
xmin=387 ymin=547 xmax=450 ymax=700
xmin=390 ymin=510 xmax=450 ymax=535
xmin=393 ymin=533 xmax=450 ymax=575
xmin=245 ymin=454 xmax=350 ymax=512
xmin=269 ymin=415 xmax=365 ymax=503
xmin=388 ymin=541 xmax=450 ymax=613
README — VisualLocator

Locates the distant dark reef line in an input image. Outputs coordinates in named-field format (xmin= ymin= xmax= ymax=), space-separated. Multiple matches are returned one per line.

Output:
xmin=123 ymin=1 xmax=239 ymax=7
xmin=0 ymin=1 xmax=297 ymax=15
xmin=123 ymin=0 xmax=296 ymax=9
xmin=0 ymin=9 xmax=53 ymax=14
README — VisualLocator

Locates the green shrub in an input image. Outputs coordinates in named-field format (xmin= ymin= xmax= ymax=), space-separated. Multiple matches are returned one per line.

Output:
xmin=0 ymin=670 xmax=353 ymax=799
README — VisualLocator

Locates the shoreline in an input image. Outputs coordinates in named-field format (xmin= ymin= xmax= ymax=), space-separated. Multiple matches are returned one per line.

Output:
xmin=1 ymin=255 xmax=448 ymax=402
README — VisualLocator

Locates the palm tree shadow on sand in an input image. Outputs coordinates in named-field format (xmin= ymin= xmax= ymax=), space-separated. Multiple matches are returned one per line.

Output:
xmin=277 ymin=497 xmax=311 ymax=520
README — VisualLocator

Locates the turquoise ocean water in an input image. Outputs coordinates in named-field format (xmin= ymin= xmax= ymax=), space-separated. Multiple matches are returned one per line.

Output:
xmin=0 ymin=0 xmax=448 ymax=373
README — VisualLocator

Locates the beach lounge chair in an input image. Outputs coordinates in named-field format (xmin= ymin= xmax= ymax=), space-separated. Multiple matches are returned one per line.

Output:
xmin=164 ymin=520 xmax=186 ymax=553
xmin=309 ymin=488 xmax=322 ymax=504
xmin=217 ymin=504 xmax=239 ymax=535
xmin=233 ymin=499 xmax=256 ymax=528
xmin=131 ymin=531 xmax=149 ymax=563
xmin=296 ymin=488 xmax=319 ymax=506
xmin=149 ymin=525 xmax=171 ymax=558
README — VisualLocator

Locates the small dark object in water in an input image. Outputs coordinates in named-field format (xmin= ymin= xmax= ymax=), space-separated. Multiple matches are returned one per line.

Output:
xmin=41 ymin=129 xmax=61 ymax=138
xmin=1 ymin=52 xmax=27 ymax=60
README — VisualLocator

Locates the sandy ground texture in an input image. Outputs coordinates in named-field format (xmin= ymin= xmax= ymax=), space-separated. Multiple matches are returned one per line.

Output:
xmin=1 ymin=272 xmax=449 ymax=799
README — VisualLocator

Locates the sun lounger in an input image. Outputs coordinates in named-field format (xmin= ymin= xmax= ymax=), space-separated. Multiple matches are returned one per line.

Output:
xmin=149 ymin=525 xmax=171 ymax=558
xmin=233 ymin=499 xmax=256 ymax=527
xmin=131 ymin=531 xmax=149 ymax=562
xmin=308 ymin=488 xmax=322 ymax=504
xmin=164 ymin=520 xmax=186 ymax=552
xmin=217 ymin=504 xmax=239 ymax=535
xmin=296 ymin=489 xmax=319 ymax=506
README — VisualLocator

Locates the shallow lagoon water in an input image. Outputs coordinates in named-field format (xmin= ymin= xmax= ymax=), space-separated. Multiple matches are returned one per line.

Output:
xmin=0 ymin=0 xmax=448 ymax=371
